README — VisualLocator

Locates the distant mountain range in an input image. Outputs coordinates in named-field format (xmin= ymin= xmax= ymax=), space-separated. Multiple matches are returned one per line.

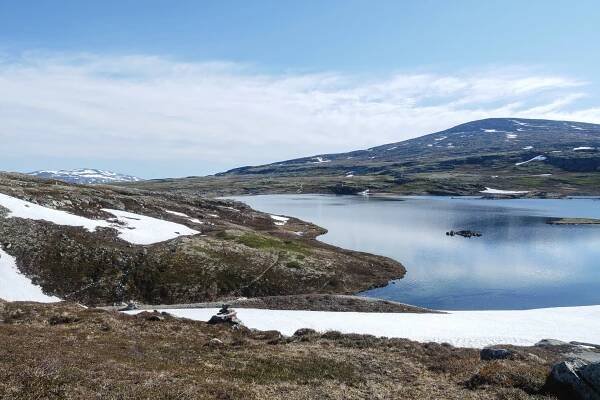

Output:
xmin=29 ymin=168 xmax=142 ymax=185
xmin=127 ymin=118 xmax=600 ymax=197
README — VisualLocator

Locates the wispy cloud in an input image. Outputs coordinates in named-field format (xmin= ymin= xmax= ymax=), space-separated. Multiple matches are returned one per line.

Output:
xmin=0 ymin=53 xmax=598 ymax=177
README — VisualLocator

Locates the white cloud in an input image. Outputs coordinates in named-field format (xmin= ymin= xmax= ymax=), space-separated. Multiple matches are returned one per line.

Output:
xmin=1 ymin=53 xmax=599 ymax=177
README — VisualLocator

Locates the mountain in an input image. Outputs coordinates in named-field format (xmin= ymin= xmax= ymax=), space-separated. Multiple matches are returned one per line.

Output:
xmin=29 ymin=168 xmax=143 ymax=185
xmin=219 ymin=118 xmax=600 ymax=177
xmin=127 ymin=118 xmax=600 ymax=197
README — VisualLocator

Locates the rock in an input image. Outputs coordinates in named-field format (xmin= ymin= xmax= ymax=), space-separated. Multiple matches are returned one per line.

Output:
xmin=293 ymin=328 xmax=317 ymax=337
xmin=480 ymin=348 xmax=514 ymax=361
xmin=136 ymin=311 xmax=165 ymax=321
xmin=446 ymin=230 xmax=482 ymax=238
xmin=208 ymin=338 xmax=224 ymax=347
xmin=536 ymin=338 xmax=569 ymax=347
xmin=549 ymin=359 xmax=600 ymax=400
xmin=48 ymin=312 xmax=80 ymax=325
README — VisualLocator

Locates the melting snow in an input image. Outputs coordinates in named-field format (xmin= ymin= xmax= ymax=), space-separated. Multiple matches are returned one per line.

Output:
xmin=270 ymin=215 xmax=289 ymax=226
xmin=480 ymin=187 xmax=529 ymax=195
xmin=127 ymin=306 xmax=600 ymax=348
xmin=0 ymin=193 xmax=199 ymax=245
xmin=515 ymin=155 xmax=547 ymax=166
xmin=573 ymin=147 xmax=595 ymax=151
xmin=0 ymin=249 xmax=60 ymax=302
xmin=165 ymin=210 xmax=189 ymax=218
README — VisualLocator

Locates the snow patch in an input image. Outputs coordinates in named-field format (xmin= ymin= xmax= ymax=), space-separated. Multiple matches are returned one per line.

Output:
xmin=312 ymin=157 xmax=331 ymax=163
xmin=270 ymin=215 xmax=289 ymax=226
xmin=480 ymin=187 xmax=529 ymax=195
xmin=0 ymin=193 xmax=199 ymax=245
xmin=573 ymin=147 xmax=595 ymax=151
xmin=0 ymin=249 xmax=61 ymax=302
xmin=101 ymin=209 xmax=200 ymax=245
xmin=165 ymin=210 xmax=203 ymax=224
xmin=127 ymin=306 xmax=600 ymax=348
xmin=434 ymin=136 xmax=447 ymax=141
xmin=506 ymin=134 xmax=518 ymax=139
xmin=515 ymin=155 xmax=547 ymax=166
xmin=165 ymin=210 xmax=189 ymax=218
xmin=387 ymin=146 xmax=398 ymax=151
xmin=523 ymin=146 xmax=533 ymax=150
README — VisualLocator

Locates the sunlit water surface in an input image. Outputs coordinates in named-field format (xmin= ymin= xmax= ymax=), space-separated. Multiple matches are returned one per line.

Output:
xmin=231 ymin=195 xmax=600 ymax=310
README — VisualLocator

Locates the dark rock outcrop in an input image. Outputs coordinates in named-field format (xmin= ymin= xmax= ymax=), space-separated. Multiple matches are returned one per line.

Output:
xmin=548 ymin=359 xmax=600 ymax=400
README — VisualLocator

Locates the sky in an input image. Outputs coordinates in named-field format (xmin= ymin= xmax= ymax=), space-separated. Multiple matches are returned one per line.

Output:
xmin=1 ymin=0 xmax=600 ymax=178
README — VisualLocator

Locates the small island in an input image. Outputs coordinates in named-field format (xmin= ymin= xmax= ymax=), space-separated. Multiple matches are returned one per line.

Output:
xmin=547 ymin=217 xmax=600 ymax=225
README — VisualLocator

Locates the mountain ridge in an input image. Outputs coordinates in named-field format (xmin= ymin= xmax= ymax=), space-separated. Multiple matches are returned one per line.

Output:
xmin=29 ymin=168 xmax=142 ymax=185
xmin=124 ymin=117 xmax=600 ymax=197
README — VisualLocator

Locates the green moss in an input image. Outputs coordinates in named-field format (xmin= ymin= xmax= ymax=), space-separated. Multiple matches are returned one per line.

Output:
xmin=229 ymin=356 xmax=359 ymax=384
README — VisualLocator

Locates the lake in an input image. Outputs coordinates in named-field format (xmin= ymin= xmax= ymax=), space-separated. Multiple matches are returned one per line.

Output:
xmin=231 ymin=195 xmax=600 ymax=311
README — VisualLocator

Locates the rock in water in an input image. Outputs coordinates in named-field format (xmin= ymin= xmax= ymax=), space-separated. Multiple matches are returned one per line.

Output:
xmin=549 ymin=359 xmax=600 ymax=400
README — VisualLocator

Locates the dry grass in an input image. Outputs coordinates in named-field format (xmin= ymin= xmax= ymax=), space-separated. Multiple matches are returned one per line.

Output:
xmin=0 ymin=301 xmax=565 ymax=400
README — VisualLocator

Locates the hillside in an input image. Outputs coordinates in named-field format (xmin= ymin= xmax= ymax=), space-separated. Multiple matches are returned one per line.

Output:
xmin=0 ymin=173 xmax=404 ymax=306
xmin=0 ymin=300 xmax=589 ymax=400
xmin=126 ymin=118 xmax=600 ymax=197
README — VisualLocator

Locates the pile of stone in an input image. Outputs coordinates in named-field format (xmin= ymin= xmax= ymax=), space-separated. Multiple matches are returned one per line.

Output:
xmin=208 ymin=304 xmax=242 ymax=326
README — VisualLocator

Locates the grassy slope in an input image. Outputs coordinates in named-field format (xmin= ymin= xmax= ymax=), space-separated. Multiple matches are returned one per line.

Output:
xmin=0 ymin=301 xmax=571 ymax=400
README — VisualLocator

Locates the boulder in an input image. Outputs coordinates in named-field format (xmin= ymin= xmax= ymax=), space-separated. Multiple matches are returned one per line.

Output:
xmin=536 ymin=339 xmax=569 ymax=347
xmin=480 ymin=348 xmax=514 ymax=361
xmin=549 ymin=359 xmax=600 ymax=400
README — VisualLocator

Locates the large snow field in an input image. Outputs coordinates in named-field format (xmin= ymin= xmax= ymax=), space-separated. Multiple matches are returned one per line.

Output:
xmin=0 ymin=193 xmax=199 ymax=245
xmin=0 ymin=249 xmax=60 ymax=302
xmin=131 ymin=306 xmax=600 ymax=348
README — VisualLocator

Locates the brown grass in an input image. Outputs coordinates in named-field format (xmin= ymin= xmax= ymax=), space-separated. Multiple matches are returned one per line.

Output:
xmin=0 ymin=301 xmax=565 ymax=400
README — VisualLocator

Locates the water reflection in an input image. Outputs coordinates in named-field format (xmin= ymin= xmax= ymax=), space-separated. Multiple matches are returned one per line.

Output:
xmin=231 ymin=195 xmax=600 ymax=310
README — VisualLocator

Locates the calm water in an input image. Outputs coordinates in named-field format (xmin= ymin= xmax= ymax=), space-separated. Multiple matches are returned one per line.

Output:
xmin=232 ymin=195 xmax=600 ymax=310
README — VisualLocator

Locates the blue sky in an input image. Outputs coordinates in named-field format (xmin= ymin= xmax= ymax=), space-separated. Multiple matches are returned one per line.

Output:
xmin=1 ymin=0 xmax=600 ymax=177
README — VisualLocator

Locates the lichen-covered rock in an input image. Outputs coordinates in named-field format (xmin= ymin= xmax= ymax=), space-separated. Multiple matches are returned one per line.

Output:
xmin=549 ymin=359 xmax=600 ymax=400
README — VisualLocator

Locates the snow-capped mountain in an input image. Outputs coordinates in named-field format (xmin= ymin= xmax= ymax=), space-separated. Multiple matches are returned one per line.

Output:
xmin=29 ymin=168 xmax=143 ymax=185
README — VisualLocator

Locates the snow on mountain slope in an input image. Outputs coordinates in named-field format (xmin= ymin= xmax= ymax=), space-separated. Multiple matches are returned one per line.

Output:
xmin=130 ymin=306 xmax=600 ymax=348
xmin=29 ymin=168 xmax=142 ymax=184
xmin=0 ymin=193 xmax=199 ymax=245
xmin=0 ymin=248 xmax=60 ymax=302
